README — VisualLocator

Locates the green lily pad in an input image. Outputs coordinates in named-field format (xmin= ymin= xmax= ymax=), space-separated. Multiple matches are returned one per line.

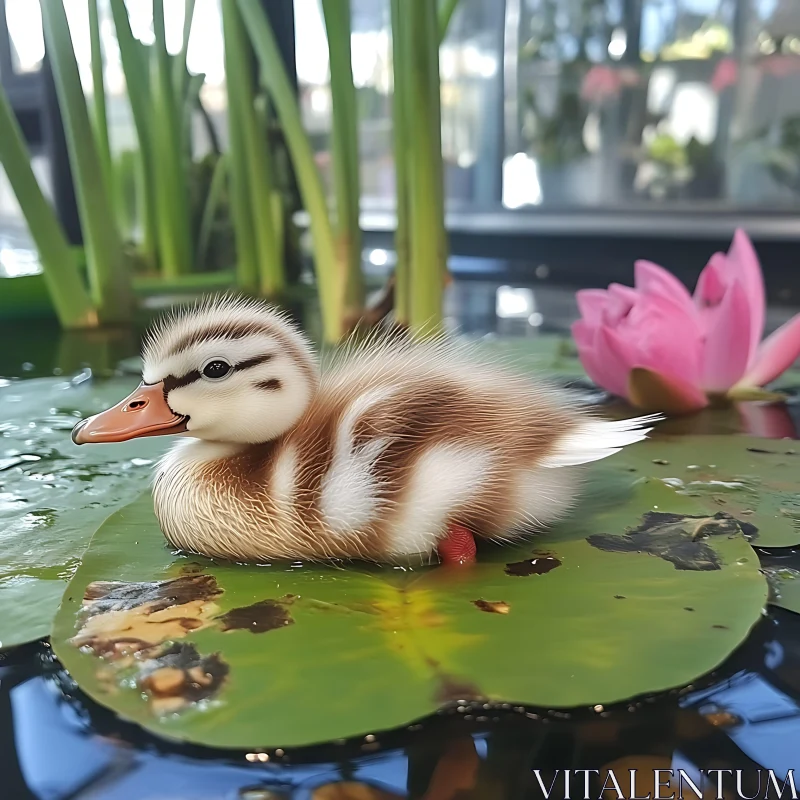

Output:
xmin=51 ymin=477 xmax=766 ymax=749
xmin=0 ymin=374 xmax=168 ymax=647
xmin=763 ymin=566 xmax=800 ymax=615
xmin=613 ymin=435 xmax=800 ymax=548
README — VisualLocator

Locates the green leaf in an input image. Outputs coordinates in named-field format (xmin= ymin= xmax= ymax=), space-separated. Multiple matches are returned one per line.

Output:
xmin=763 ymin=566 xmax=800 ymax=615
xmin=0 ymin=375 xmax=169 ymax=647
xmin=41 ymin=0 xmax=132 ymax=323
xmin=108 ymin=0 xmax=158 ymax=267
xmin=52 ymin=476 xmax=765 ymax=749
xmin=88 ymin=0 xmax=112 ymax=201
xmin=237 ymin=0 xmax=343 ymax=341
xmin=613 ymin=434 xmax=800 ymax=547
xmin=221 ymin=2 xmax=283 ymax=297
xmin=151 ymin=0 xmax=193 ymax=277
xmin=0 ymin=86 xmax=96 ymax=328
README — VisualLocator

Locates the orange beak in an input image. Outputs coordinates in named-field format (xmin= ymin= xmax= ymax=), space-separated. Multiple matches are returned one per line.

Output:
xmin=71 ymin=382 xmax=188 ymax=445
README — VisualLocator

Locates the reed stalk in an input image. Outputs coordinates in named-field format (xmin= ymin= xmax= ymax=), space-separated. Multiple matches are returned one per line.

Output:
xmin=151 ymin=0 xmax=192 ymax=277
xmin=389 ymin=0 xmax=410 ymax=326
xmin=321 ymin=0 xmax=363 ymax=320
xmin=41 ymin=0 xmax=131 ymax=323
xmin=196 ymin=153 xmax=228 ymax=270
xmin=87 ymin=0 xmax=112 ymax=198
xmin=0 ymin=86 xmax=97 ymax=328
xmin=222 ymin=2 xmax=284 ymax=298
xmin=404 ymin=0 xmax=447 ymax=336
xmin=109 ymin=0 xmax=158 ymax=268
xmin=237 ymin=0 xmax=343 ymax=342
xmin=173 ymin=0 xmax=196 ymax=103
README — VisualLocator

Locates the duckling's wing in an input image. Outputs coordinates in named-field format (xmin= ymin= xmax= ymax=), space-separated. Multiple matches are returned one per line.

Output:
xmin=540 ymin=413 xmax=664 ymax=468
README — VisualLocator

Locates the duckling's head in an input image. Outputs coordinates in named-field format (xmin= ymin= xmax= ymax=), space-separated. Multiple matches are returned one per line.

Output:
xmin=72 ymin=296 xmax=319 ymax=446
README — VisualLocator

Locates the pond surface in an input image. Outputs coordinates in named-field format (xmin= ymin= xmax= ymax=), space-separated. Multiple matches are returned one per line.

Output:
xmin=2 ymin=296 xmax=800 ymax=799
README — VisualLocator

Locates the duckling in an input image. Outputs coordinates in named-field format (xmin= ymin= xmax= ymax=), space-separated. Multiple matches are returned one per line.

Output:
xmin=72 ymin=296 xmax=661 ymax=565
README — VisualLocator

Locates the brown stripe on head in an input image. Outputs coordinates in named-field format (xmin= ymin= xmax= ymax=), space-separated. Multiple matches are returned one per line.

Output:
xmin=142 ymin=295 xmax=319 ymax=389
xmin=169 ymin=321 xmax=277 ymax=355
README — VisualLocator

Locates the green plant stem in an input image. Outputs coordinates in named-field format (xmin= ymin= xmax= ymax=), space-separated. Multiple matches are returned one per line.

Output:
xmin=406 ymin=0 xmax=447 ymax=336
xmin=237 ymin=0 xmax=343 ymax=342
xmin=0 ymin=86 xmax=96 ymax=328
xmin=390 ymin=0 xmax=410 ymax=326
xmin=222 ymin=5 xmax=257 ymax=291
xmin=88 ymin=0 xmax=112 ymax=197
xmin=152 ymin=0 xmax=193 ymax=277
xmin=41 ymin=0 xmax=131 ymax=323
xmin=109 ymin=0 xmax=158 ymax=268
xmin=438 ymin=0 xmax=461 ymax=43
xmin=322 ymin=0 xmax=363 ymax=319
xmin=174 ymin=0 xmax=196 ymax=100
xmin=196 ymin=153 xmax=228 ymax=270
xmin=182 ymin=72 xmax=204 ymax=155
xmin=221 ymin=2 xmax=283 ymax=297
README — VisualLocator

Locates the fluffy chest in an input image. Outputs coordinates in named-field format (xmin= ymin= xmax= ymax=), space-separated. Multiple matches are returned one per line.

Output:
xmin=152 ymin=440 xmax=277 ymax=558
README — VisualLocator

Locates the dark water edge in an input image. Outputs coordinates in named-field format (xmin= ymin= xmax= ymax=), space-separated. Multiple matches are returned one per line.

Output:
xmin=3 ymin=307 xmax=800 ymax=797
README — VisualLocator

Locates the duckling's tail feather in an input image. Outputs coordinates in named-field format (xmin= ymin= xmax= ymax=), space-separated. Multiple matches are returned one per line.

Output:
xmin=541 ymin=413 xmax=665 ymax=468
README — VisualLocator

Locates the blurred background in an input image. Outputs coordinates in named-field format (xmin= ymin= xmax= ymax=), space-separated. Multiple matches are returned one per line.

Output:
xmin=2 ymin=0 xmax=800 ymax=335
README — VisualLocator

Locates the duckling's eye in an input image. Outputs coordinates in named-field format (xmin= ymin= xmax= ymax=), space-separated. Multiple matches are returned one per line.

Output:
xmin=201 ymin=359 xmax=232 ymax=381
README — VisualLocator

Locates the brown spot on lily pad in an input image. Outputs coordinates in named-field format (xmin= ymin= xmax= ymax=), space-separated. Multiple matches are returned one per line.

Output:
xmin=139 ymin=642 xmax=229 ymax=714
xmin=218 ymin=595 xmax=296 ymax=634
xmin=586 ymin=512 xmax=757 ymax=571
xmin=505 ymin=555 xmax=561 ymax=577
xmin=82 ymin=574 xmax=221 ymax=616
xmin=72 ymin=576 xmax=221 ymax=659
xmin=473 ymin=599 xmax=510 ymax=615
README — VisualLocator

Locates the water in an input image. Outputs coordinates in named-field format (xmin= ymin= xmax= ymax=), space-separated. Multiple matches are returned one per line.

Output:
xmin=3 ymin=312 xmax=800 ymax=798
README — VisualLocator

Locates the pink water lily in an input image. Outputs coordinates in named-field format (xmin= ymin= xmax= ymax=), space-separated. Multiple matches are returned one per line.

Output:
xmin=572 ymin=229 xmax=800 ymax=414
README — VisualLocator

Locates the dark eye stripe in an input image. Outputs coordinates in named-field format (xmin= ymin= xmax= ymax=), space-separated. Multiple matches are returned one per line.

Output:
xmin=161 ymin=354 xmax=274 ymax=394
xmin=257 ymin=379 xmax=281 ymax=391
xmin=163 ymin=370 xmax=201 ymax=394
xmin=235 ymin=354 xmax=274 ymax=371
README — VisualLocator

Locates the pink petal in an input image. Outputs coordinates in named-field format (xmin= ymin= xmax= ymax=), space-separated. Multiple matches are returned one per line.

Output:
xmin=576 ymin=289 xmax=611 ymax=326
xmin=571 ymin=320 xmax=594 ymax=349
xmin=608 ymin=283 xmax=638 ymax=302
xmin=634 ymin=260 xmax=694 ymax=312
xmin=603 ymin=284 xmax=637 ymax=324
xmin=571 ymin=321 xmax=608 ymax=391
xmin=701 ymin=280 xmax=753 ymax=392
xmin=727 ymin=229 xmax=765 ymax=361
xmin=627 ymin=368 xmax=710 ymax=415
xmin=737 ymin=402 xmax=797 ymax=440
xmin=738 ymin=314 xmax=800 ymax=388
xmin=694 ymin=254 xmax=727 ymax=309
xmin=593 ymin=325 xmax=637 ymax=399
xmin=622 ymin=293 xmax=704 ymax=386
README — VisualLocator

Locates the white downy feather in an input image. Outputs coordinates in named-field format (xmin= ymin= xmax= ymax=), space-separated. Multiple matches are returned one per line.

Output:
xmin=541 ymin=413 xmax=665 ymax=468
